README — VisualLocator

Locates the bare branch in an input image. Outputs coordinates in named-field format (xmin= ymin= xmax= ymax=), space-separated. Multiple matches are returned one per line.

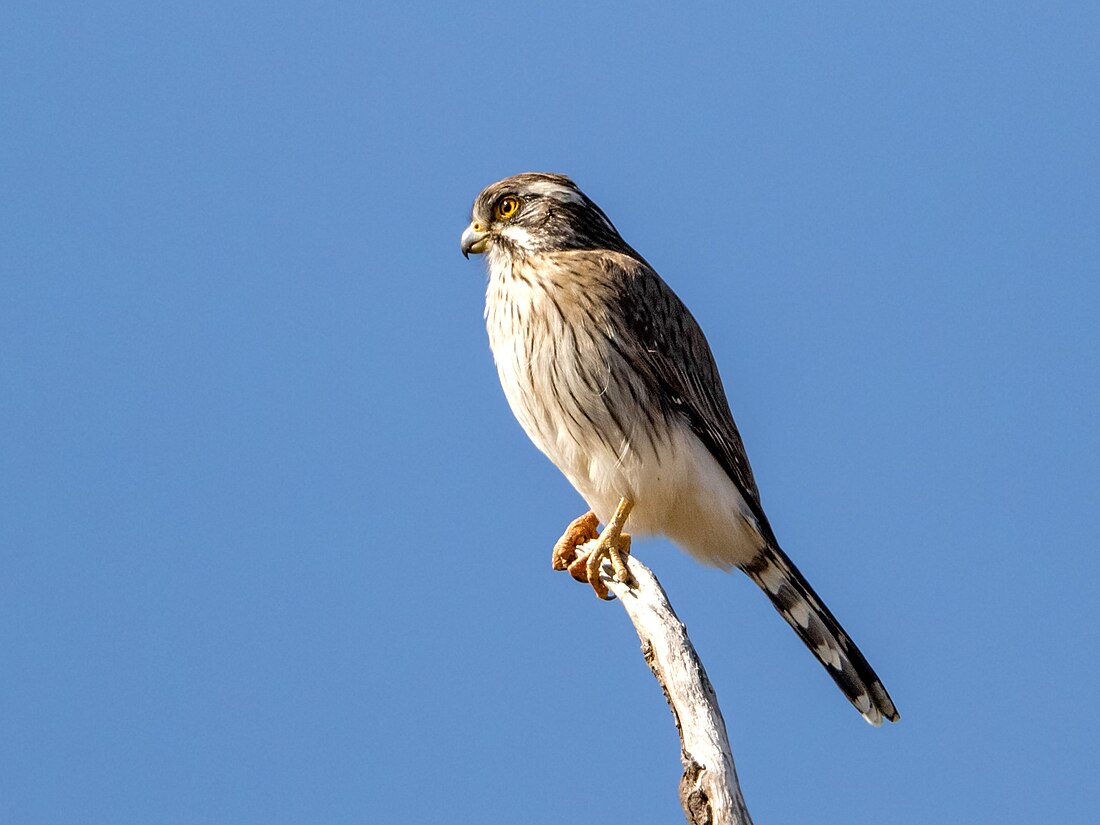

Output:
xmin=597 ymin=555 xmax=754 ymax=825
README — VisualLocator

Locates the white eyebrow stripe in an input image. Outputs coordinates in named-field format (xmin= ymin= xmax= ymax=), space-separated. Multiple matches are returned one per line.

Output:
xmin=523 ymin=180 xmax=584 ymax=204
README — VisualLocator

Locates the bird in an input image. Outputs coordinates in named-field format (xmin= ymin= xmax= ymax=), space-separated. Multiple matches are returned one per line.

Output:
xmin=460 ymin=172 xmax=899 ymax=726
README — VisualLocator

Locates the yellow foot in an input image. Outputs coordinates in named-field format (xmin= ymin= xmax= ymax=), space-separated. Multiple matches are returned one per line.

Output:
xmin=552 ymin=497 xmax=636 ymax=600
xmin=567 ymin=530 xmax=635 ymax=600
xmin=551 ymin=511 xmax=600 ymax=571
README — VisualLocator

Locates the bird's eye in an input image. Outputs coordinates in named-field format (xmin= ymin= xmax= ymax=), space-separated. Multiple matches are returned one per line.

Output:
xmin=494 ymin=196 xmax=521 ymax=221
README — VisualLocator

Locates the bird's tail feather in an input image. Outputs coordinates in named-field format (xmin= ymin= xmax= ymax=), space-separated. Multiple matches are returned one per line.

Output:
xmin=741 ymin=545 xmax=899 ymax=725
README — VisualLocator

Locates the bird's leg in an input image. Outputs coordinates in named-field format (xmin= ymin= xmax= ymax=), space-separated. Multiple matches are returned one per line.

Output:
xmin=565 ymin=497 xmax=636 ymax=600
xmin=551 ymin=511 xmax=600 ymax=571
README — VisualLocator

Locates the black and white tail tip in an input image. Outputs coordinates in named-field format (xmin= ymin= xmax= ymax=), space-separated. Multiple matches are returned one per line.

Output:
xmin=742 ymin=548 xmax=899 ymax=726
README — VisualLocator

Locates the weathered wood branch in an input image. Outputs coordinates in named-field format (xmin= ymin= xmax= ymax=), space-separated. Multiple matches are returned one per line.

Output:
xmin=593 ymin=554 xmax=754 ymax=825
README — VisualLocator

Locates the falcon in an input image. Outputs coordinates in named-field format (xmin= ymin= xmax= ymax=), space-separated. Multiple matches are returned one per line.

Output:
xmin=460 ymin=172 xmax=899 ymax=725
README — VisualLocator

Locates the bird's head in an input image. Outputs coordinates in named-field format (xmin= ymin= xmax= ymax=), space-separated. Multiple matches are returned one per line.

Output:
xmin=461 ymin=173 xmax=632 ymax=262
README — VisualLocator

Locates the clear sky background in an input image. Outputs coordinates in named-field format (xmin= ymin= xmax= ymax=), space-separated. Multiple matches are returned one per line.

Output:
xmin=2 ymin=3 xmax=1097 ymax=823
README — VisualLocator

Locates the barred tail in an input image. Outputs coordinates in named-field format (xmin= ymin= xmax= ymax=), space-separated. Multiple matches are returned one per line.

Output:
xmin=741 ymin=546 xmax=899 ymax=725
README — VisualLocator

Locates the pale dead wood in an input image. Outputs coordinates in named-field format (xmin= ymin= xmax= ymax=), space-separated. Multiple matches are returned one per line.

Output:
xmin=595 ymin=553 xmax=754 ymax=825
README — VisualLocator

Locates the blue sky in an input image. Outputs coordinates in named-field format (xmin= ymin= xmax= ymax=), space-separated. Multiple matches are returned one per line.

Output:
xmin=2 ymin=2 xmax=1098 ymax=823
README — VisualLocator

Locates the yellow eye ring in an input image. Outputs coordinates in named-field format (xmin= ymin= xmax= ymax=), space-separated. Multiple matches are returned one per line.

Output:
xmin=494 ymin=196 xmax=521 ymax=221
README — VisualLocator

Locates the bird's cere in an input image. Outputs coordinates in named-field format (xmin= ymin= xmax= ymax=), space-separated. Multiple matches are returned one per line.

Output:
xmin=460 ymin=222 xmax=488 ymax=257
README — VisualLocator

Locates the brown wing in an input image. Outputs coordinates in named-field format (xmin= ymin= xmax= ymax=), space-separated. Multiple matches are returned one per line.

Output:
xmin=600 ymin=253 xmax=900 ymax=723
xmin=598 ymin=252 xmax=780 ymax=546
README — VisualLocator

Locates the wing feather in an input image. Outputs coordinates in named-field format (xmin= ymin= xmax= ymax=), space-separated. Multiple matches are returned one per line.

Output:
xmin=600 ymin=253 xmax=779 ymax=545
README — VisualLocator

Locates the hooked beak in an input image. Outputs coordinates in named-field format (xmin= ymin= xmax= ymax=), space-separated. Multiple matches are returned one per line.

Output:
xmin=460 ymin=221 xmax=489 ymax=258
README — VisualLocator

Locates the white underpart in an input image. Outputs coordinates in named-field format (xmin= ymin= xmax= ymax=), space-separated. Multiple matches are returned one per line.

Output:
xmin=485 ymin=252 xmax=762 ymax=572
